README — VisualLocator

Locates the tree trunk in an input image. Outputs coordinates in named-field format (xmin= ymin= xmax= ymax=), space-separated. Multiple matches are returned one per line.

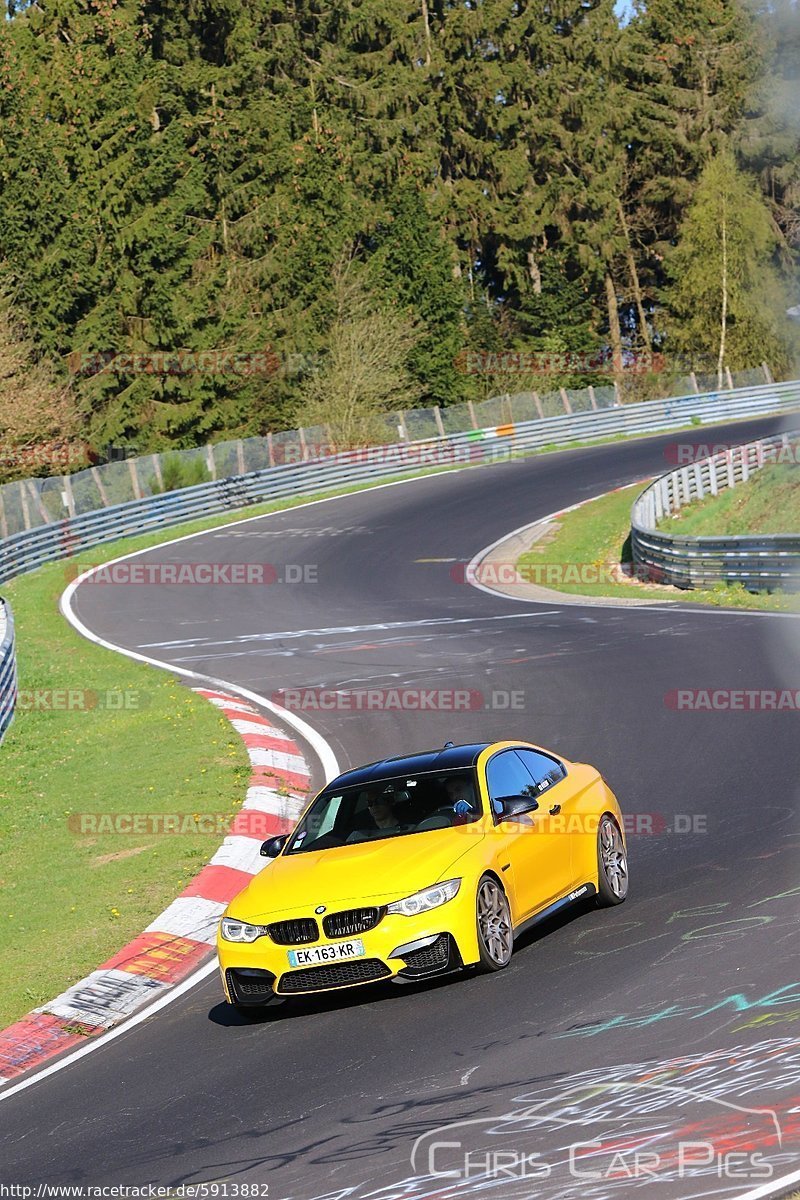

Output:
xmin=616 ymin=199 xmax=651 ymax=354
xmin=211 ymin=84 xmax=231 ymax=286
xmin=604 ymin=272 xmax=624 ymax=392
xmin=421 ymin=0 xmax=432 ymax=66
xmin=717 ymin=200 xmax=728 ymax=390
xmin=527 ymin=246 xmax=542 ymax=295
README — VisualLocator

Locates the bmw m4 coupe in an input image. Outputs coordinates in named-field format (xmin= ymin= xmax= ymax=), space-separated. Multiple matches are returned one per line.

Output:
xmin=217 ymin=740 xmax=628 ymax=1009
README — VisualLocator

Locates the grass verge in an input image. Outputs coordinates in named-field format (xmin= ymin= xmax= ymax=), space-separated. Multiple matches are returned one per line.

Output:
xmin=0 ymin=560 xmax=252 ymax=1028
xmin=516 ymin=483 xmax=800 ymax=611
xmin=658 ymin=463 xmax=800 ymax=536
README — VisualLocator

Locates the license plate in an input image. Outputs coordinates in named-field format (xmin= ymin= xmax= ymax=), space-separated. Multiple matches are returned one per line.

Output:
xmin=287 ymin=939 xmax=366 ymax=968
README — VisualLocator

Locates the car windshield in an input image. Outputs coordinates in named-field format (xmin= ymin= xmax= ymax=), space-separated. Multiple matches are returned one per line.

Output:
xmin=285 ymin=769 xmax=482 ymax=854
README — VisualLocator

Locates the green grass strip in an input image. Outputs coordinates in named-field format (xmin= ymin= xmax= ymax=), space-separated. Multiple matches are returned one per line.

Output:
xmin=516 ymin=484 xmax=800 ymax=611
xmin=658 ymin=463 xmax=800 ymax=536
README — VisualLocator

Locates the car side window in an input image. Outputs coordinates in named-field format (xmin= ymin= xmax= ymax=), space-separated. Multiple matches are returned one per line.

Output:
xmin=486 ymin=750 xmax=539 ymax=811
xmin=516 ymin=749 xmax=567 ymax=795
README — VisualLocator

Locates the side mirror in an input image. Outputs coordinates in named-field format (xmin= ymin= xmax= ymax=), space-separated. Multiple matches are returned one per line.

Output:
xmin=260 ymin=834 xmax=289 ymax=858
xmin=493 ymin=794 xmax=539 ymax=820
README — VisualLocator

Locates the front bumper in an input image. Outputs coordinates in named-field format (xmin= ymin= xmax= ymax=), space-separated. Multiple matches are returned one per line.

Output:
xmin=218 ymin=897 xmax=478 ymax=1003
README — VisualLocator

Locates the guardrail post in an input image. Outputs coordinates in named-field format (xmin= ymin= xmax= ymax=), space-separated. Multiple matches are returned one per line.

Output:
xmin=206 ymin=444 xmax=217 ymax=479
xmin=236 ymin=441 xmax=245 ymax=475
xmin=689 ymin=372 xmax=699 ymax=394
xmin=588 ymin=385 xmax=598 ymax=411
xmin=693 ymin=462 xmax=704 ymax=498
xmin=709 ymin=459 xmax=719 ymax=496
xmin=532 ymin=391 xmax=544 ymax=419
xmin=267 ymin=432 xmax=275 ymax=467
xmin=397 ymin=411 xmax=409 ymax=441
xmin=560 ymin=387 xmax=572 ymax=415
xmin=467 ymin=401 xmax=478 ymax=430
xmin=762 ymin=362 xmax=774 ymax=384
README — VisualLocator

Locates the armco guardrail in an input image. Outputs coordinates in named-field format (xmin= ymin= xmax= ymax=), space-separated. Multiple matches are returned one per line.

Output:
xmin=631 ymin=431 xmax=800 ymax=591
xmin=0 ymin=379 xmax=799 ymax=588
xmin=0 ymin=363 xmax=775 ymax=539
xmin=0 ymin=597 xmax=17 ymax=744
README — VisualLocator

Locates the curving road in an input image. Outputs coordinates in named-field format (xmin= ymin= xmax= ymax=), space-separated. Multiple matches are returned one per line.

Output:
xmin=3 ymin=414 xmax=800 ymax=1199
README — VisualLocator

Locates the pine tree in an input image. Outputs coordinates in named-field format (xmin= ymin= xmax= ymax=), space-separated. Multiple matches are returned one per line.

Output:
xmin=368 ymin=181 xmax=466 ymax=404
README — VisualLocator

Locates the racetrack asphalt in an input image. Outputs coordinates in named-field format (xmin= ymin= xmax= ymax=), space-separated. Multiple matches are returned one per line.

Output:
xmin=2 ymin=412 xmax=800 ymax=1200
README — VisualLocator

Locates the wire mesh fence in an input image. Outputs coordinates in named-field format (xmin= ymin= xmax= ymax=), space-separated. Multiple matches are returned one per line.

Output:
xmin=0 ymin=366 xmax=776 ymax=540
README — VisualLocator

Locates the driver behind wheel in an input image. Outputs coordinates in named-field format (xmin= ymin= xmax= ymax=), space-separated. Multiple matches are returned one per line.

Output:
xmin=443 ymin=775 xmax=477 ymax=820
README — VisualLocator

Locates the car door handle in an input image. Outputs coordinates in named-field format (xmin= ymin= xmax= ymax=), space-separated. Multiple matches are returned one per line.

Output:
xmin=549 ymin=804 xmax=561 ymax=815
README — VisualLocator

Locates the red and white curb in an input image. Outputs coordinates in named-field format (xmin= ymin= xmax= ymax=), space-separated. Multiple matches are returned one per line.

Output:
xmin=0 ymin=689 xmax=311 ymax=1085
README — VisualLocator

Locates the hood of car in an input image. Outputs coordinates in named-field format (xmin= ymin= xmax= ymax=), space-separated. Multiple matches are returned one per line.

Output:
xmin=228 ymin=825 xmax=484 ymax=921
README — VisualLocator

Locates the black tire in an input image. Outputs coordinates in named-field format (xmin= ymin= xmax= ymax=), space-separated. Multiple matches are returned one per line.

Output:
xmin=475 ymin=874 xmax=514 ymax=971
xmin=595 ymin=814 xmax=629 ymax=906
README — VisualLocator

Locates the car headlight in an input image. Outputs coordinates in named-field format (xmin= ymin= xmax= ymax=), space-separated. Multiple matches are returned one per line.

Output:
xmin=386 ymin=878 xmax=461 ymax=917
xmin=220 ymin=917 xmax=266 ymax=943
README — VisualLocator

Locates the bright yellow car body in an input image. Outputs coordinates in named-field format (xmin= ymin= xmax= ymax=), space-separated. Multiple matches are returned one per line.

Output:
xmin=217 ymin=740 xmax=627 ymax=1008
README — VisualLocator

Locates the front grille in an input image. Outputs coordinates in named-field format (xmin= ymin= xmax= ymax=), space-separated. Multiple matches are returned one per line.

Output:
xmin=400 ymin=934 xmax=452 ymax=972
xmin=227 ymin=968 xmax=276 ymax=1005
xmin=277 ymin=959 xmax=391 ymax=994
xmin=267 ymin=917 xmax=319 ymax=945
xmin=322 ymin=907 xmax=383 ymax=939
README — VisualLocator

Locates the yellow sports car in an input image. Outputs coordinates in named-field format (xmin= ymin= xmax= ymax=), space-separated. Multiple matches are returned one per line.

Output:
xmin=217 ymin=740 xmax=628 ymax=1008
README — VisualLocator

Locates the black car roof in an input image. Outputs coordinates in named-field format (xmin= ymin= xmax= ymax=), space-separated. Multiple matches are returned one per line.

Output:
xmin=329 ymin=742 xmax=492 ymax=790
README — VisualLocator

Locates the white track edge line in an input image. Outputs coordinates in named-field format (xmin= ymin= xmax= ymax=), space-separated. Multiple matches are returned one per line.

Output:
xmin=465 ymin=487 xmax=800 ymax=619
xmin=0 ymin=527 xmax=347 ymax=1101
